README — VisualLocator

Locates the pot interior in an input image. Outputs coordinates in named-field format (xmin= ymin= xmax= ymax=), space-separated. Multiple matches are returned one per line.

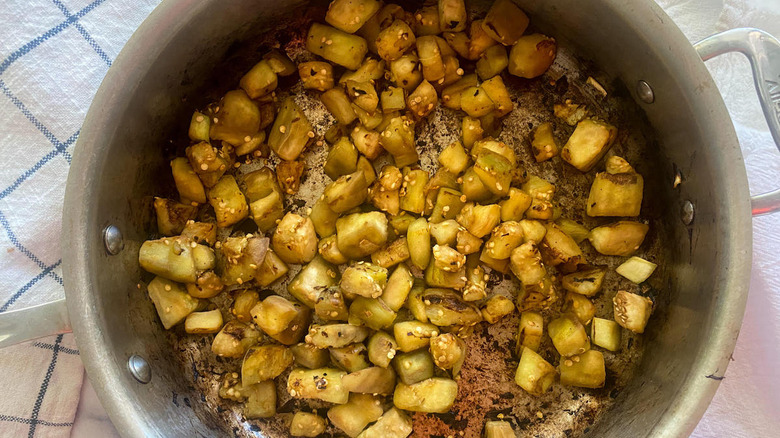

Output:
xmin=64 ymin=0 xmax=752 ymax=437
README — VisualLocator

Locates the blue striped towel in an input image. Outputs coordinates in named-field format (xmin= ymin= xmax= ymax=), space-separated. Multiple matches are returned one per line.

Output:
xmin=0 ymin=0 xmax=159 ymax=435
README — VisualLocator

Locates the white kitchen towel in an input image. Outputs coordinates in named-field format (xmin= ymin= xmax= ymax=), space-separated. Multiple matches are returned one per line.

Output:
xmin=0 ymin=0 xmax=160 ymax=436
xmin=0 ymin=1 xmax=778 ymax=438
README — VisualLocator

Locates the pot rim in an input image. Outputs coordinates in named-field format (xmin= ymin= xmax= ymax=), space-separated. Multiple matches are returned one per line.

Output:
xmin=61 ymin=1 xmax=753 ymax=437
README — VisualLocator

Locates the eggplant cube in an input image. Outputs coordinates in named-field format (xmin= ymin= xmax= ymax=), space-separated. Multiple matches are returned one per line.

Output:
xmin=561 ymin=119 xmax=618 ymax=172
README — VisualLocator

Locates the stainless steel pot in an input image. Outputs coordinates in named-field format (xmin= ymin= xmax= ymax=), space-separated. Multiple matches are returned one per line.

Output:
xmin=0 ymin=0 xmax=778 ymax=436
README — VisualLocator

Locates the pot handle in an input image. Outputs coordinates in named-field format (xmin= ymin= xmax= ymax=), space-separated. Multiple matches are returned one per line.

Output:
xmin=694 ymin=28 xmax=780 ymax=216
xmin=0 ymin=299 xmax=71 ymax=349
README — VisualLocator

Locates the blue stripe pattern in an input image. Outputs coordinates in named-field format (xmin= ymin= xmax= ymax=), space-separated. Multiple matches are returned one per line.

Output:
xmin=28 ymin=334 xmax=64 ymax=437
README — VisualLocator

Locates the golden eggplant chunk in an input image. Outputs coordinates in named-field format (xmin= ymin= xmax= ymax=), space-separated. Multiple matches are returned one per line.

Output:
xmin=482 ymin=0 xmax=529 ymax=45
xmin=393 ymin=320 xmax=439 ymax=352
xmin=381 ymin=86 xmax=406 ymax=113
xmin=171 ymin=157 xmax=207 ymax=204
xmin=481 ymin=295 xmax=515 ymax=324
xmin=341 ymin=57 xmax=386 ymax=84
xmin=243 ymin=168 xmax=284 ymax=230
xmin=605 ymin=155 xmax=635 ymax=174
xmin=211 ymin=320 xmax=260 ymax=358
xmin=356 ymin=2 xmax=405 ymax=51
xmin=326 ymin=0 xmax=381 ymax=33
xmin=329 ymin=393 xmax=384 ymax=437
xmin=540 ymin=223 xmax=585 ymax=272
xmin=471 ymin=138 xmax=517 ymax=165
xmin=430 ymin=220 xmax=460 ymax=246
xmin=407 ymin=79 xmax=439 ymax=118
xmin=371 ymin=237 xmax=410 ymax=268
xmin=234 ymin=131 xmax=267 ymax=157
xmin=591 ymin=317 xmax=622 ymax=352
xmin=184 ymin=309 xmax=223 ymax=334
xmin=307 ymin=23 xmax=368 ymax=70
xmin=186 ymin=271 xmax=224 ymax=299
xmin=400 ymin=167 xmax=428 ymax=213
xmin=239 ymin=60 xmax=277 ymax=99
xmin=269 ymin=97 xmax=314 ymax=161
xmin=457 ymin=202 xmax=501 ymax=238
xmin=287 ymin=255 xmax=339 ymax=308
xmin=325 ymin=136 xmax=359 ymax=180
xmin=414 ymin=5 xmax=441 ymax=36
xmin=208 ymin=175 xmax=249 ymax=228
xmin=480 ymin=75 xmax=513 ymax=117
xmin=561 ymin=118 xmax=618 ymax=172
xmin=406 ymin=217 xmax=431 ymax=270
xmin=563 ymin=292 xmax=596 ymax=325
xmin=299 ymin=61 xmax=334 ymax=91
xmin=441 ymin=74 xmax=478 ymax=110
xmin=306 ymin=324 xmax=370 ymax=349
xmin=263 ymin=48 xmax=296 ymax=76
xmin=188 ymin=111 xmax=210 ymax=142
xmin=522 ymin=175 xmax=555 ymax=220
xmin=479 ymin=246 xmax=510 ymax=273
xmin=508 ymin=34 xmax=557 ymax=79
xmin=466 ymin=19 xmax=497 ymax=60
xmin=357 ymin=407 xmax=413 ymax=438
xmin=462 ymin=255 xmax=487 ymax=301
xmin=394 ymin=377 xmax=458 ymax=413
xmin=272 ymin=213 xmax=317 ymax=264
xmin=376 ymin=19 xmax=416 ymax=62
xmin=269 ymin=305 xmax=311 ymax=345
xmin=438 ymin=0 xmax=466 ymax=32
xmin=255 ymin=249 xmax=289 ymax=287
xmin=231 ymin=289 xmax=259 ymax=323
xmin=405 ymin=283 xmax=428 ymax=323
xmin=290 ymin=412 xmax=327 ymax=438
xmin=368 ymin=330 xmax=399 ymax=367
xmin=318 ymin=234 xmax=348 ymax=265
xmin=330 ymin=343 xmax=371 ymax=373
xmin=588 ymin=221 xmax=649 ymax=256
xmin=555 ymin=218 xmax=590 ymax=244
xmin=554 ymin=101 xmax=589 ymax=126
xmin=438 ymin=140 xmax=470 ymax=175
xmin=519 ymin=219 xmax=547 ymax=243
xmin=425 ymin=261 xmax=467 ymax=290
xmin=244 ymin=380 xmax=277 ymax=419
xmin=456 ymin=228 xmax=482 ymax=255
xmin=430 ymin=333 xmax=466 ymax=373
xmin=349 ymin=296 xmax=397 ymax=330
xmin=250 ymin=295 xmax=300 ymax=335
xmin=432 ymin=244 xmax=466 ymax=272
xmin=548 ymin=314 xmax=591 ymax=357
xmin=422 ymin=288 xmax=482 ymax=326
xmin=346 ymin=80 xmax=379 ymax=113
xmin=310 ymin=198 xmax=340 ymax=238
xmin=460 ymin=167 xmax=493 ymax=202
xmin=368 ymin=180 xmax=400 ymax=215
xmin=485 ymin=221 xmax=523 ymax=260
xmin=416 ymin=36 xmax=445 ymax=82
xmin=325 ymin=170 xmax=369 ymax=213
xmin=460 ymin=86 xmax=495 ymax=117
xmin=531 ymin=122 xmax=559 ymax=162
xmin=484 ymin=421 xmax=516 ymax=438
xmin=341 ymin=262 xmax=388 ymax=298
xmin=514 ymin=347 xmax=556 ymax=396
xmin=389 ymin=53 xmax=423 ymax=92
xmin=499 ymin=188 xmax=531 ymax=221
xmin=218 ymin=372 xmax=246 ymax=402
xmin=587 ymin=169 xmax=644 ymax=217
xmin=291 ymin=342 xmax=331 ymax=369
xmin=209 ymin=90 xmax=261 ymax=145
xmin=342 ymin=366 xmax=397 ymax=394
xmin=153 ymin=197 xmax=196 ymax=236
xmin=559 ymin=350 xmax=606 ymax=389
xmin=287 ymin=367 xmax=349 ymax=404
xmin=613 ymin=290 xmax=653 ymax=333
xmin=423 ymin=169 xmax=459 ymax=216
xmin=616 ymin=256 xmax=657 ymax=283
xmin=380 ymin=164 xmax=403 ymax=190
xmin=380 ymin=263 xmax=414 ymax=311
xmin=443 ymin=30 xmax=469 ymax=58
xmin=186 ymin=141 xmax=228 ymax=188
xmin=276 ymin=160 xmax=304 ymax=195
xmin=516 ymin=311 xmax=544 ymax=354
xmin=517 ymin=275 xmax=557 ymax=312
xmin=336 ymin=211 xmax=389 ymax=259
xmin=315 ymin=286 xmax=349 ymax=321
xmin=139 ymin=237 xmax=214 ymax=283
xmin=380 ymin=116 xmax=418 ymax=167
xmin=393 ymin=349 xmax=435 ymax=385
xmin=242 ymin=345 xmax=293 ymax=386
xmin=461 ymin=116 xmax=484 ymax=149
xmin=476 ymin=45 xmax=508 ymax=80
xmin=429 ymin=188 xmax=466 ymax=223
xmin=147 ymin=276 xmax=200 ymax=330
xmin=561 ymin=267 xmax=606 ymax=297
xmin=321 ymin=88 xmax=358 ymax=125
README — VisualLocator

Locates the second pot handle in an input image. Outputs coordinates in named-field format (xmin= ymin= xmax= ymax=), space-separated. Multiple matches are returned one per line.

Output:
xmin=694 ymin=28 xmax=780 ymax=216
xmin=0 ymin=299 xmax=71 ymax=349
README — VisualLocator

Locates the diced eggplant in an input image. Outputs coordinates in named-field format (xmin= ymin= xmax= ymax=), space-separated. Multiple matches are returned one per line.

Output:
xmin=456 ymin=203 xmax=501 ymax=238
xmin=514 ymin=347 xmax=556 ymax=396
xmin=325 ymin=170 xmax=370 ymax=213
xmin=153 ymin=198 xmax=196 ymax=236
xmin=208 ymin=175 xmax=249 ymax=228
xmin=329 ymin=393 xmax=384 ymax=437
xmin=171 ymin=157 xmax=207 ymax=204
xmin=211 ymin=320 xmax=260 ymax=358
xmin=322 ymin=88 xmax=358 ymax=125
xmin=139 ymin=238 xmax=213 ymax=283
xmin=613 ymin=290 xmax=653 ymax=333
xmin=438 ymin=0 xmax=467 ymax=32
xmin=381 ymin=116 xmax=419 ymax=167
xmin=290 ymin=342 xmax=331 ymax=369
xmin=389 ymin=53 xmax=423 ymax=92
xmin=561 ymin=119 xmax=618 ymax=172
xmin=188 ymin=111 xmax=210 ymax=142
xmin=269 ymin=97 xmax=314 ymax=161
xmin=209 ymin=90 xmax=261 ymax=145
xmin=461 ymin=116 xmax=484 ymax=149
xmin=481 ymin=295 xmax=515 ymax=324
xmin=336 ymin=211 xmax=389 ymax=259
xmin=400 ymin=168 xmax=429 ymax=214
xmin=376 ymin=19 xmax=416 ymax=62
xmin=341 ymin=262 xmax=388 ymax=299
xmin=540 ymin=223 xmax=585 ymax=272
xmin=516 ymin=311 xmax=544 ymax=353
xmin=290 ymin=412 xmax=327 ymax=438
xmin=326 ymin=0 xmax=382 ymax=33
xmin=559 ymin=350 xmax=606 ymax=389
xmin=356 ymin=407 xmax=412 ymax=438
xmin=586 ymin=169 xmax=644 ymax=217
xmin=393 ymin=320 xmax=439 ymax=352
xmin=263 ymin=49 xmax=297 ymax=76
xmin=315 ymin=286 xmax=349 ymax=321
xmin=368 ymin=330 xmax=399 ymax=367
xmin=563 ymin=292 xmax=596 ymax=325
xmin=299 ymin=61 xmax=334 ymax=91
xmin=330 ymin=343 xmax=371 ymax=372
xmin=243 ymin=380 xmax=277 ymax=419
xmin=186 ymin=141 xmax=228 ymax=188
xmin=239 ymin=60 xmax=278 ymax=99
xmin=370 ymin=237 xmax=410 ymax=268
xmin=462 ymin=254 xmax=487 ymax=301
xmin=242 ymin=344 xmax=293 ymax=385
xmin=591 ymin=317 xmax=622 ymax=352
xmin=307 ymin=23 xmax=368 ymax=70
xmin=423 ymin=288 xmax=482 ymax=326
xmin=616 ymin=256 xmax=657 ymax=283
xmin=349 ymin=296 xmax=397 ymax=330
xmin=147 ymin=276 xmax=200 ymax=330
xmin=306 ymin=324 xmax=370 ymax=349
xmin=287 ymin=367 xmax=349 ymax=404
xmin=288 ymin=255 xmax=339 ymax=308
xmin=325 ymin=136 xmax=359 ymax=180
xmin=476 ymin=45 xmax=508 ymax=80
xmin=588 ymin=221 xmax=649 ymax=256
xmin=531 ymin=122 xmax=559 ymax=162
xmin=460 ymin=86 xmax=495 ymax=118
xmin=276 ymin=160 xmax=305 ymax=195
xmin=482 ymin=0 xmax=530 ymax=45
xmin=484 ymin=421 xmax=516 ymax=438
xmin=561 ymin=267 xmax=606 ymax=297
xmin=407 ymin=79 xmax=439 ymax=118
xmin=393 ymin=349 xmax=435 ymax=385
xmin=255 ymin=249 xmax=290 ymax=287
xmin=393 ymin=377 xmax=458 ymax=413
xmin=429 ymin=220 xmax=460 ymax=246
xmin=184 ymin=309 xmax=223 ymax=334
xmin=251 ymin=295 xmax=300 ymax=335
xmin=342 ymin=366 xmax=396 ymax=394
xmin=272 ymin=213 xmax=317 ymax=264
xmin=484 ymin=221 xmax=523 ymax=260
xmin=548 ymin=314 xmax=590 ymax=357
xmin=508 ymin=34 xmax=557 ymax=79
xmin=480 ymin=75 xmax=513 ymax=117
xmin=231 ymin=289 xmax=259 ymax=323
xmin=405 ymin=283 xmax=428 ymax=322
xmin=425 ymin=262 xmax=467 ymax=290
xmin=441 ymin=74 xmax=478 ymax=110
xmin=430 ymin=332 xmax=466 ymax=374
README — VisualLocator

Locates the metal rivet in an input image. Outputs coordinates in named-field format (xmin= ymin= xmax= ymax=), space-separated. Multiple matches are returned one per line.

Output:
xmin=637 ymin=80 xmax=655 ymax=104
xmin=103 ymin=225 xmax=124 ymax=255
xmin=128 ymin=354 xmax=151 ymax=384
xmin=681 ymin=200 xmax=695 ymax=225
